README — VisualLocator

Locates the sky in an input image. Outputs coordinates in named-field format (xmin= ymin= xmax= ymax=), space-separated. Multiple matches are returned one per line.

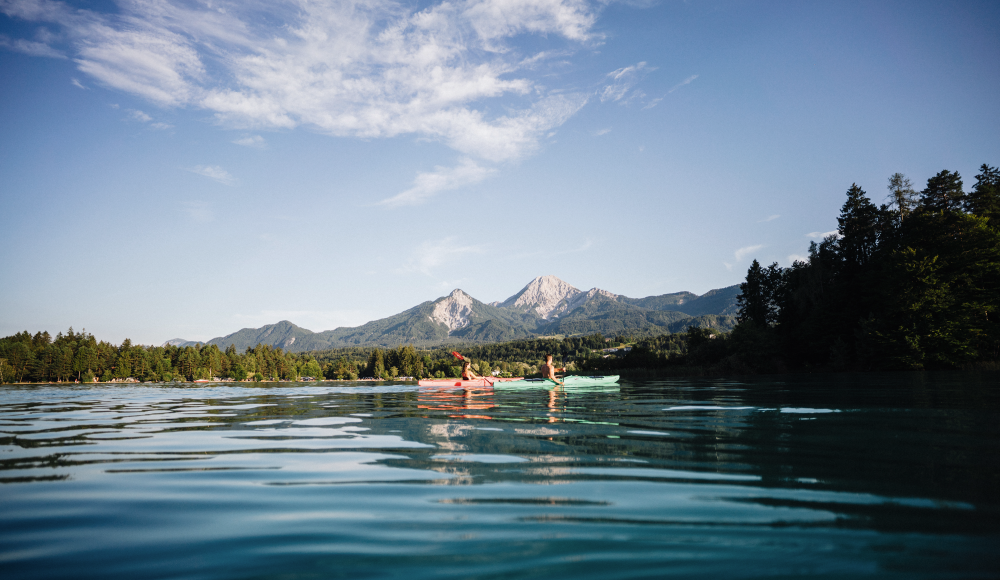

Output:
xmin=1 ymin=0 xmax=999 ymax=345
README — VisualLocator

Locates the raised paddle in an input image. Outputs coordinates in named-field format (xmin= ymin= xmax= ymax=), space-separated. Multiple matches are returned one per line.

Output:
xmin=451 ymin=351 xmax=494 ymax=385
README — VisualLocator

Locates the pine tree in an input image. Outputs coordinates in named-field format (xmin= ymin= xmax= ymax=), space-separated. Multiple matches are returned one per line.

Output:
xmin=887 ymin=173 xmax=918 ymax=218
xmin=919 ymin=170 xmax=964 ymax=213
xmin=737 ymin=260 xmax=782 ymax=327
xmin=836 ymin=184 xmax=894 ymax=271
xmin=964 ymin=164 xmax=1000 ymax=224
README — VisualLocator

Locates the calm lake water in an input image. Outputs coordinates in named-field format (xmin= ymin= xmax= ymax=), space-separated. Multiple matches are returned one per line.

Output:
xmin=2 ymin=373 xmax=999 ymax=579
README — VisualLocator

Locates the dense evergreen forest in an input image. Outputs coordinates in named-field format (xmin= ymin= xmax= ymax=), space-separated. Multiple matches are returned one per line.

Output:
xmin=0 ymin=328 xmax=618 ymax=383
xmin=0 ymin=329 xmax=327 ymax=383
xmin=277 ymin=334 xmax=614 ymax=380
xmin=744 ymin=165 xmax=1000 ymax=371
xmin=586 ymin=165 xmax=1000 ymax=374
xmin=3 ymin=164 xmax=995 ymax=383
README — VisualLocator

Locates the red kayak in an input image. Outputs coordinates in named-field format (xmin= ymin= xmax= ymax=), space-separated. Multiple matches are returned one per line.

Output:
xmin=417 ymin=377 xmax=523 ymax=388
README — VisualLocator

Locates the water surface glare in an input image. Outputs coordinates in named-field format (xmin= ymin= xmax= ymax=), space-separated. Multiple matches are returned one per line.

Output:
xmin=2 ymin=373 xmax=999 ymax=579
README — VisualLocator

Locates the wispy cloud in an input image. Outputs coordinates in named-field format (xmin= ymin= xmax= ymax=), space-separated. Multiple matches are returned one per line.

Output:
xmin=126 ymin=108 xmax=172 ymax=129
xmin=187 ymin=165 xmax=236 ymax=186
xmin=668 ymin=74 xmax=698 ymax=93
xmin=2 ymin=0 xmax=600 ymax=199
xmin=600 ymin=62 xmax=648 ymax=103
xmin=806 ymin=230 xmax=841 ymax=239
xmin=642 ymin=96 xmax=663 ymax=110
xmin=725 ymin=244 xmax=764 ymax=271
xmin=128 ymin=109 xmax=153 ymax=123
xmin=759 ymin=214 xmax=780 ymax=222
xmin=734 ymin=244 xmax=764 ymax=262
xmin=407 ymin=237 xmax=485 ymax=275
xmin=594 ymin=127 xmax=611 ymax=136
xmin=71 ymin=78 xmax=87 ymax=89
xmin=232 ymin=135 xmax=266 ymax=149
xmin=0 ymin=34 xmax=66 ymax=58
xmin=380 ymin=158 xmax=495 ymax=207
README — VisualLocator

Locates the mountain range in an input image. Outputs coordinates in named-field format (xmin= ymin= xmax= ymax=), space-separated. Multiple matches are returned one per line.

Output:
xmin=168 ymin=276 xmax=740 ymax=352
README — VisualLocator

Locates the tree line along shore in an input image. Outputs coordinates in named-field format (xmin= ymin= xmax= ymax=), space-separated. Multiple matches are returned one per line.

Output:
xmin=0 ymin=330 xmax=629 ymax=383
xmin=2 ymin=164 xmax=997 ymax=384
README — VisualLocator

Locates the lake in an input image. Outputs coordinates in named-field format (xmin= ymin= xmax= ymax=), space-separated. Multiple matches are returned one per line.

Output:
xmin=2 ymin=373 xmax=998 ymax=579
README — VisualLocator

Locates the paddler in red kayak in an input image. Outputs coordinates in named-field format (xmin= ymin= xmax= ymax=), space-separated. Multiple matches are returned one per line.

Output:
xmin=540 ymin=354 xmax=565 ymax=386
xmin=460 ymin=359 xmax=484 ymax=381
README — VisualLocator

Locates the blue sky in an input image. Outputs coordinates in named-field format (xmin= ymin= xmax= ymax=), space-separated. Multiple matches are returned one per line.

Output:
xmin=1 ymin=0 xmax=998 ymax=344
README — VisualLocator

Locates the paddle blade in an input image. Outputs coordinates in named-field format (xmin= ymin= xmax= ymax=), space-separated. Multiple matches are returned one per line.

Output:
xmin=451 ymin=351 xmax=465 ymax=360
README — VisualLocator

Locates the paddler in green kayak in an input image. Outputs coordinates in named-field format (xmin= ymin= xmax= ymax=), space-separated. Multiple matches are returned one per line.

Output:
xmin=540 ymin=354 xmax=566 ymax=386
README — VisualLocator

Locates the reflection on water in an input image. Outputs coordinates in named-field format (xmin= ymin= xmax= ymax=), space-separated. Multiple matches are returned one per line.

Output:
xmin=1 ymin=373 xmax=999 ymax=579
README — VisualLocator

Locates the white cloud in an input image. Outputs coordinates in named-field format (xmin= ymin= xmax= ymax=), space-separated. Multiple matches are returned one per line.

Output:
xmin=0 ymin=33 xmax=66 ymax=58
xmin=734 ymin=244 xmax=764 ymax=262
xmin=1 ymin=0 xmax=601 ymax=200
xmin=806 ymin=230 xmax=840 ymax=239
xmin=187 ymin=165 xmax=236 ymax=186
xmin=407 ymin=237 xmax=485 ymax=275
xmin=464 ymin=0 xmax=598 ymax=44
xmin=724 ymin=244 xmax=764 ymax=271
xmin=759 ymin=214 xmax=780 ymax=222
xmin=594 ymin=127 xmax=611 ymax=136
xmin=642 ymin=96 xmax=662 ymax=110
xmin=232 ymin=135 xmax=266 ymax=149
xmin=379 ymin=158 xmax=496 ymax=207
xmin=126 ymin=108 xmax=171 ymax=129
xmin=71 ymin=78 xmax=87 ymax=89
xmin=600 ymin=61 xmax=647 ymax=103
xmin=788 ymin=254 xmax=809 ymax=264
xmin=668 ymin=74 xmax=698 ymax=93
xmin=128 ymin=109 xmax=153 ymax=122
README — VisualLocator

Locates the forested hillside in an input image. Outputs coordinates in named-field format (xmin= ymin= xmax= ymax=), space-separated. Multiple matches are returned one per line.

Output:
xmin=757 ymin=165 xmax=1000 ymax=370
xmin=0 ymin=328 xmax=327 ymax=383
xmin=587 ymin=165 xmax=1000 ymax=374
xmin=0 ymin=327 xmax=638 ymax=383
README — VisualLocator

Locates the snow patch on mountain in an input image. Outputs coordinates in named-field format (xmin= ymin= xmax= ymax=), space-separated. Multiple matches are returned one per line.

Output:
xmin=430 ymin=289 xmax=475 ymax=332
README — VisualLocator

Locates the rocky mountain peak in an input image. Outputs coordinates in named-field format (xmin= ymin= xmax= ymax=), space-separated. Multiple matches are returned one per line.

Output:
xmin=561 ymin=287 xmax=619 ymax=315
xmin=429 ymin=289 xmax=475 ymax=332
xmin=500 ymin=275 xmax=582 ymax=319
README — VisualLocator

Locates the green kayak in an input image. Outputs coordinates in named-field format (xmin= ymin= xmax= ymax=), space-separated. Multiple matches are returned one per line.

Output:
xmin=493 ymin=375 xmax=620 ymax=389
